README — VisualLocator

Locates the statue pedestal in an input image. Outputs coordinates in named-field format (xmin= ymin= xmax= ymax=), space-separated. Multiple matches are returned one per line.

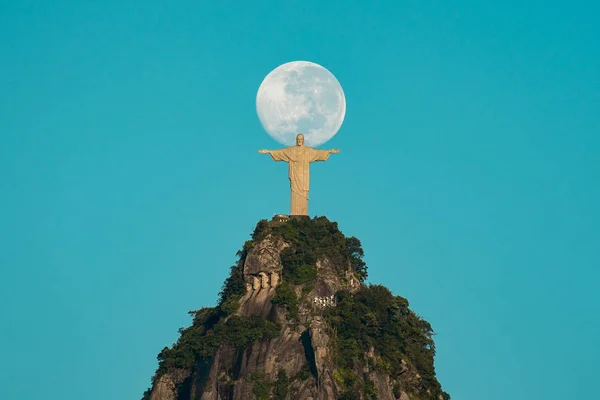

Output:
xmin=271 ymin=214 xmax=310 ymax=222
xmin=272 ymin=214 xmax=289 ymax=222
xmin=289 ymin=215 xmax=310 ymax=220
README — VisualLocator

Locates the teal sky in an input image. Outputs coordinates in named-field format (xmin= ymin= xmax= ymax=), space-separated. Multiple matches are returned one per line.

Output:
xmin=1 ymin=1 xmax=599 ymax=399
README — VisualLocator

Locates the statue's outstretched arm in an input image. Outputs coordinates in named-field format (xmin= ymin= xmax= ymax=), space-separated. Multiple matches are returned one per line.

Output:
xmin=310 ymin=148 xmax=340 ymax=162
xmin=259 ymin=148 xmax=292 ymax=162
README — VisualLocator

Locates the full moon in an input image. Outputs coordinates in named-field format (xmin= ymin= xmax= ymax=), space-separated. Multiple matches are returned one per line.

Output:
xmin=256 ymin=61 xmax=346 ymax=147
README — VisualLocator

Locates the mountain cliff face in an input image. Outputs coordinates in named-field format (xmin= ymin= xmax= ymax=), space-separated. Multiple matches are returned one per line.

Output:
xmin=141 ymin=217 xmax=450 ymax=400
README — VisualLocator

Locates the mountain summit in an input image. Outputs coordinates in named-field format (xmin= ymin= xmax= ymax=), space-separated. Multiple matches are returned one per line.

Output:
xmin=142 ymin=217 xmax=450 ymax=400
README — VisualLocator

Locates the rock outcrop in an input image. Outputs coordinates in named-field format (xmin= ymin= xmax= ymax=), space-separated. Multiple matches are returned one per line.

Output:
xmin=142 ymin=217 xmax=449 ymax=400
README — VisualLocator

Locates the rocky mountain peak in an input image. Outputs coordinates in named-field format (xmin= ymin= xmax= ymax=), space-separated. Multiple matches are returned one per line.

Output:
xmin=142 ymin=217 xmax=450 ymax=400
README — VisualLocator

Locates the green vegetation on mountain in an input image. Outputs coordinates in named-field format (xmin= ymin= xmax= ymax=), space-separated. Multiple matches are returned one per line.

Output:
xmin=243 ymin=216 xmax=368 ymax=283
xmin=324 ymin=286 xmax=449 ymax=399
xmin=155 ymin=312 xmax=280 ymax=377
xmin=271 ymin=281 xmax=299 ymax=321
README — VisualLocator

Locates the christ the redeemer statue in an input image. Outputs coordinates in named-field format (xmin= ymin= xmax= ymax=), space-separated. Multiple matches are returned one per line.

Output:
xmin=259 ymin=133 xmax=340 ymax=216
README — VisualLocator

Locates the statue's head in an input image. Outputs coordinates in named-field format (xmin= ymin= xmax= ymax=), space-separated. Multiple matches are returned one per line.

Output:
xmin=296 ymin=134 xmax=305 ymax=146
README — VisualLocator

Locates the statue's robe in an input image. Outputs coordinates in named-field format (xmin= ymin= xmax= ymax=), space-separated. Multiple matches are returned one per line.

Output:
xmin=268 ymin=145 xmax=331 ymax=215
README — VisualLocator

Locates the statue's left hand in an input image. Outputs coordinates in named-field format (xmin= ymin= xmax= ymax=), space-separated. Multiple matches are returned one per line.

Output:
xmin=258 ymin=149 xmax=269 ymax=154
xmin=330 ymin=149 xmax=340 ymax=154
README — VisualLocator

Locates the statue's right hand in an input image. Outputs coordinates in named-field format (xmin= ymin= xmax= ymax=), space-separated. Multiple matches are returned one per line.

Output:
xmin=258 ymin=149 xmax=269 ymax=154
